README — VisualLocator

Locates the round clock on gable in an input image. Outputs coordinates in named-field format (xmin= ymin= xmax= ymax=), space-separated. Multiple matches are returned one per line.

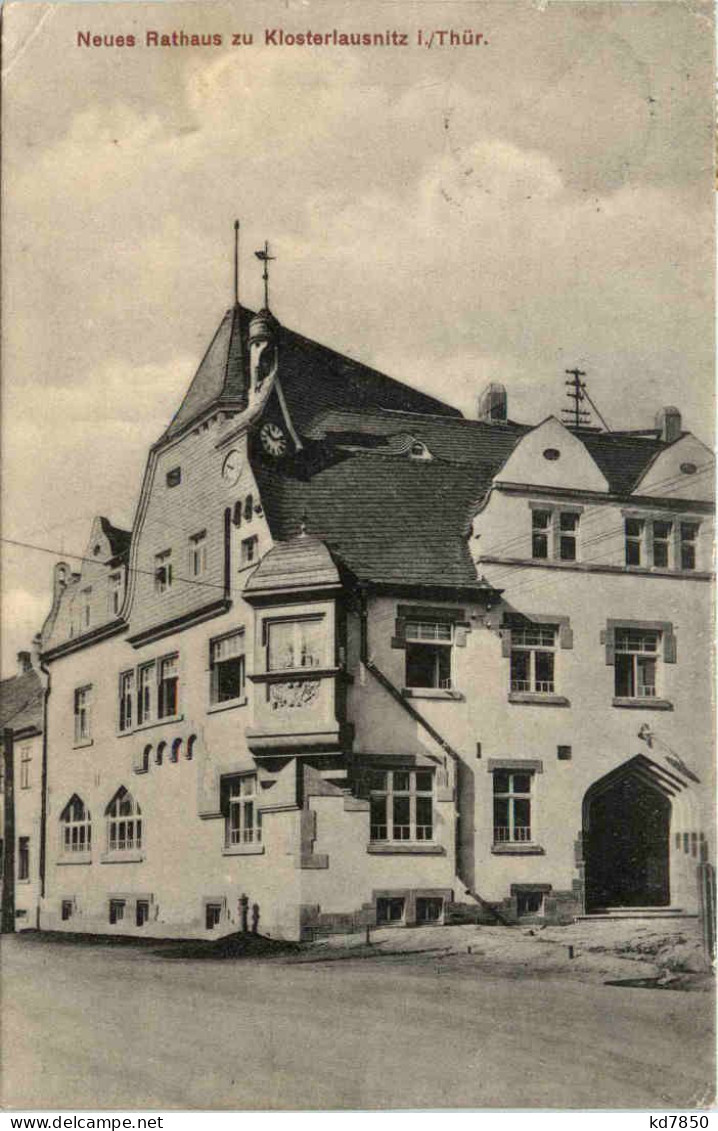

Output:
xmin=221 ymin=449 xmax=243 ymax=485
xmin=260 ymin=421 xmax=288 ymax=458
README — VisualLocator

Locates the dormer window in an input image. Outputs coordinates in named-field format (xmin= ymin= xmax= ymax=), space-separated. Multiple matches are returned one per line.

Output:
xmin=266 ymin=616 xmax=324 ymax=673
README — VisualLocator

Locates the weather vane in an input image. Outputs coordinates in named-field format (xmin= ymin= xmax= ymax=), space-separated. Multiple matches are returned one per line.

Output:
xmin=254 ymin=241 xmax=276 ymax=309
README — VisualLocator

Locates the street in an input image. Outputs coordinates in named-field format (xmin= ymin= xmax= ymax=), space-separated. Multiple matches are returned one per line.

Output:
xmin=1 ymin=934 xmax=714 ymax=1110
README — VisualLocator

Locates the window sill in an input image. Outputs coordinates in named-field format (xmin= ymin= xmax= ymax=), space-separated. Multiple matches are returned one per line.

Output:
xmin=73 ymin=737 xmax=94 ymax=750
xmin=508 ymin=693 xmax=570 ymax=708
xmin=402 ymin=688 xmax=464 ymax=701
xmin=16 ymin=878 xmax=31 ymax=885
xmin=612 ymin=697 xmax=673 ymax=711
xmin=57 ymin=855 xmax=92 ymax=866
xmin=491 ymin=844 xmax=545 ymax=855
xmin=100 ymin=851 xmax=145 ymax=864
xmin=118 ymin=714 xmax=184 ymax=738
xmin=207 ymin=696 xmax=248 ymax=715
xmin=367 ymin=843 xmax=446 ymax=855
xmin=249 ymin=668 xmax=338 ymax=684
xmin=222 ymin=844 xmax=265 ymax=857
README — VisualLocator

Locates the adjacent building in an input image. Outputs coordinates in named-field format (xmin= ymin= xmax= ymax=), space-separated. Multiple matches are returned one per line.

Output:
xmin=1 ymin=648 xmax=44 ymax=930
xmin=36 ymin=282 xmax=714 ymax=940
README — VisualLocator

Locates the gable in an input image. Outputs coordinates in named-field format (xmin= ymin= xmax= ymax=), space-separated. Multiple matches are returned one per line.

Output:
xmin=633 ymin=434 xmax=714 ymax=502
xmin=494 ymin=417 xmax=610 ymax=493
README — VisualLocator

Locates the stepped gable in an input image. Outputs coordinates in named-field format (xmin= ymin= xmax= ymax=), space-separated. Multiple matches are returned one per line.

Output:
xmin=254 ymin=451 xmax=494 ymax=589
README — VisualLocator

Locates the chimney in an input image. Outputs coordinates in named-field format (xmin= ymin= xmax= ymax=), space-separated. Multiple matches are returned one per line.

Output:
xmin=477 ymin=382 xmax=508 ymax=424
xmin=17 ymin=651 xmax=32 ymax=676
xmin=656 ymin=406 xmax=682 ymax=444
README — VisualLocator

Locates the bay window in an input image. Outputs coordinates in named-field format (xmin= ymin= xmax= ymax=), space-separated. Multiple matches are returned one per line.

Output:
xmin=266 ymin=617 xmax=324 ymax=672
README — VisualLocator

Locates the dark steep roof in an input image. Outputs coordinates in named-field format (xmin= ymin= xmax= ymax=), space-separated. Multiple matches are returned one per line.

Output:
xmin=163 ymin=307 xmax=458 ymax=441
xmin=0 ymin=668 xmax=43 ymax=734
xmin=255 ymin=452 xmax=495 ymax=589
xmin=245 ymin=533 xmax=341 ymax=596
xmin=165 ymin=305 xmax=247 ymax=438
xmin=99 ymin=517 xmax=131 ymax=560
xmin=306 ymin=407 xmax=527 ymax=469
xmin=578 ymin=431 xmax=674 ymax=495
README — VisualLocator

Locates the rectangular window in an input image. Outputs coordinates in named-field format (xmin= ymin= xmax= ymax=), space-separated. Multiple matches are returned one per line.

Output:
xmin=205 ymin=903 xmax=222 ymax=930
xmin=158 ymin=654 xmax=179 ymax=719
xmin=510 ymin=625 xmax=557 ymax=695
xmin=210 ymin=631 xmax=245 ymax=704
xmin=119 ymin=670 xmax=134 ymax=732
xmin=558 ymin=512 xmax=579 ymax=561
xmin=224 ymin=775 xmax=262 ymax=847
xmin=531 ymin=510 xmax=551 ymax=560
xmin=136 ymin=900 xmax=149 ymax=927
xmin=19 ymin=745 xmax=31 ymax=790
xmin=109 ymin=572 xmax=122 ymax=616
xmin=74 ymin=686 xmax=92 ymax=743
xmin=109 ymin=899 xmax=125 ymax=925
xmin=266 ymin=617 xmax=324 ymax=672
xmin=625 ymin=518 xmax=644 ymax=566
xmin=369 ymin=769 xmax=434 ymax=843
xmin=416 ymin=896 xmax=444 ymax=924
xmin=680 ymin=522 xmax=699 ymax=571
xmin=516 ymin=890 xmax=544 ymax=917
xmin=376 ymin=897 xmax=405 ymax=924
xmin=614 ymin=628 xmax=659 ymax=699
xmin=405 ymin=621 xmax=453 ymax=689
xmin=651 ymin=520 xmax=672 ymax=569
xmin=189 ymin=531 xmax=207 ymax=578
xmin=241 ymin=536 xmax=258 ymax=566
xmin=18 ymin=836 xmax=29 ymax=881
xmin=493 ymin=772 xmax=532 ymax=844
xmin=61 ymin=900 xmax=73 ymax=922
xmin=138 ymin=662 xmax=156 ymax=725
xmin=154 ymin=549 xmax=173 ymax=594
xmin=531 ymin=509 xmax=581 ymax=562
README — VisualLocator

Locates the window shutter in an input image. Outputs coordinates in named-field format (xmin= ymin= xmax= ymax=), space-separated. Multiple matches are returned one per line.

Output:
xmin=558 ymin=622 xmax=573 ymax=650
xmin=601 ymin=626 xmax=615 ymax=666
xmin=663 ymin=627 xmax=677 ymax=664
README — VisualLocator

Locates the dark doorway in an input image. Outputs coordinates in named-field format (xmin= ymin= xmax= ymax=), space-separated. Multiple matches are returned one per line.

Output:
xmin=585 ymin=772 xmax=670 ymax=911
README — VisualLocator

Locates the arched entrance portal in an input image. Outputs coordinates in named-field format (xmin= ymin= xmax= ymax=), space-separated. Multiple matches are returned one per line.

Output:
xmin=584 ymin=758 xmax=672 ymax=911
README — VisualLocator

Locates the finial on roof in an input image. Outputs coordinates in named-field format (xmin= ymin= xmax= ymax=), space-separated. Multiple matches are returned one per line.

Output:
xmin=233 ymin=220 xmax=240 ymax=306
xmin=255 ymin=240 xmax=276 ymax=310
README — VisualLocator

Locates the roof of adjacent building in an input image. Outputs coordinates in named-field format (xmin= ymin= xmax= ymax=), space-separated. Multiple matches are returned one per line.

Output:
xmin=0 ymin=668 xmax=43 ymax=736
xmin=163 ymin=306 xmax=459 ymax=440
xmin=255 ymin=451 xmax=496 ymax=589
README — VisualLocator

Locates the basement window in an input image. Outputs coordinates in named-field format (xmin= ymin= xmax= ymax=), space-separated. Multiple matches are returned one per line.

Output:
xmin=376 ymin=897 xmax=405 ymax=925
xmin=205 ymin=903 xmax=222 ymax=930
xmin=109 ymin=899 xmax=125 ymax=925
xmin=416 ymin=896 xmax=444 ymax=923
xmin=61 ymin=900 xmax=73 ymax=922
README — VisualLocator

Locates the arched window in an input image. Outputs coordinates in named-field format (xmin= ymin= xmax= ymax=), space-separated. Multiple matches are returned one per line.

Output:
xmin=60 ymin=795 xmax=91 ymax=855
xmin=186 ymin=735 xmax=197 ymax=760
xmin=106 ymin=787 xmax=142 ymax=853
xmin=244 ymin=494 xmax=253 ymax=521
xmin=156 ymin=741 xmax=166 ymax=765
xmin=233 ymin=500 xmax=243 ymax=528
xmin=170 ymin=738 xmax=182 ymax=763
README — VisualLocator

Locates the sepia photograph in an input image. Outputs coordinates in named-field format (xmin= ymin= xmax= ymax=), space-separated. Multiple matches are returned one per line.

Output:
xmin=0 ymin=0 xmax=715 ymax=1115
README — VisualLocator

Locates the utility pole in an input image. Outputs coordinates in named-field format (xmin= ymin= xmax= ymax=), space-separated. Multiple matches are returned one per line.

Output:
xmin=1 ymin=728 xmax=15 ymax=934
xmin=562 ymin=368 xmax=591 ymax=429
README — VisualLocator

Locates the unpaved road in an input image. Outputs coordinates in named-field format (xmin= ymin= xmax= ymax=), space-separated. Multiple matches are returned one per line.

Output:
xmin=1 ymin=934 xmax=714 ymax=1110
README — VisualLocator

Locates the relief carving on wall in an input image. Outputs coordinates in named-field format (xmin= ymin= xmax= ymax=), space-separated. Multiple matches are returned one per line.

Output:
xmin=269 ymin=680 xmax=320 ymax=711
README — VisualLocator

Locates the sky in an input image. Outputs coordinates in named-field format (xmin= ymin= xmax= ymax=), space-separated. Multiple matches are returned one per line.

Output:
xmin=1 ymin=0 xmax=714 ymax=676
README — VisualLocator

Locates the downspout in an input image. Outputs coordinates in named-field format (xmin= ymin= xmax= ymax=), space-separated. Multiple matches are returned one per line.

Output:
xmin=38 ymin=656 xmax=50 ymax=923
xmin=357 ymin=586 xmax=511 ymax=926
xmin=223 ymin=507 xmax=232 ymax=600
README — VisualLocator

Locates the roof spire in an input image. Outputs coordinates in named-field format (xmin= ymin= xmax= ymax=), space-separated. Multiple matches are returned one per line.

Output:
xmin=233 ymin=220 xmax=240 ymax=306
xmin=255 ymin=240 xmax=276 ymax=310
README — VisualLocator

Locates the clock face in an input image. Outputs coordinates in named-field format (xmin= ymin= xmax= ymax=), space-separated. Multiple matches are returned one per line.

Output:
xmin=261 ymin=421 xmax=287 ymax=458
xmin=221 ymin=449 xmax=242 ymax=485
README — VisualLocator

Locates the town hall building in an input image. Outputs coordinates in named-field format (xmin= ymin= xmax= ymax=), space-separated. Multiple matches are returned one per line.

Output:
xmin=35 ymin=250 xmax=714 ymax=940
